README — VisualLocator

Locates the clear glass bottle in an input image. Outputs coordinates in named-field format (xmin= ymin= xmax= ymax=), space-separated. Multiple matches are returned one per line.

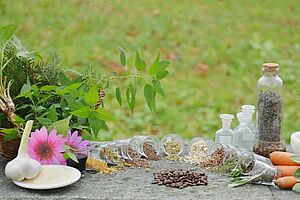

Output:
xmin=254 ymin=63 xmax=286 ymax=157
xmin=233 ymin=105 xmax=258 ymax=150
xmin=188 ymin=137 xmax=212 ymax=157
xmin=239 ymin=152 xmax=279 ymax=184
xmin=161 ymin=134 xmax=185 ymax=160
xmin=133 ymin=135 xmax=161 ymax=159
xmin=208 ymin=143 xmax=239 ymax=168
xmin=215 ymin=114 xmax=234 ymax=146
xmin=124 ymin=137 xmax=143 ymax=160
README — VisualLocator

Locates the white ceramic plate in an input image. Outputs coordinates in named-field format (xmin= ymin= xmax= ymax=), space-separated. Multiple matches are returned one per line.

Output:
xmin=13 ymin=165 xmax=81 ymax=190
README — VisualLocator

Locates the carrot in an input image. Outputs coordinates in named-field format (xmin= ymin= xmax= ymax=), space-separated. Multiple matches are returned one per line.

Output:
xmin=269 ymin=152 xmax=300 ymax=166
xmin=276 ymin=166 xmax=300 ymax=177
xmin=275 ymin=176 xmax=299 ymax=189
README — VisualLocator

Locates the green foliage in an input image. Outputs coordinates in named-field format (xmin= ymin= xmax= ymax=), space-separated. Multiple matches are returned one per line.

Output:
xmin=293 ymin=183 xmax=300 ymax=193
xmin=294 ymin=168 xmax=300 ymax=178
xmin=115 ymin=87 xmax=122 ymax=106
xmin=118 ymin=46 xmax=126 ymax=66
xmin=0 ymin=24 xmax=16 ymax=53
xmin=291 ymin=155 xmax=300 ymax=164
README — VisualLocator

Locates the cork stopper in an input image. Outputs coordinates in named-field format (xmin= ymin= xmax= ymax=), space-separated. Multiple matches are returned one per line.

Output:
xmin=262 ymin=63 xmax=279 ymax=72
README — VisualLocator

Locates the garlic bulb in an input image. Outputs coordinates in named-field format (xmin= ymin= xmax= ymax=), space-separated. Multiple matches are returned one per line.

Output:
xmin=5 ymin=120 xmax=42 ymax=181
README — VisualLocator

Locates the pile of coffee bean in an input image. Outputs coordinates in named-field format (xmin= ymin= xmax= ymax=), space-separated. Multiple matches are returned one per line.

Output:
xmin=143 ymin=142 xmax=161 ymax=161
xmin=127 ymin=147 xmax=149 ymax=168
xmin=152 ymin=170 xmax=208 ymax=189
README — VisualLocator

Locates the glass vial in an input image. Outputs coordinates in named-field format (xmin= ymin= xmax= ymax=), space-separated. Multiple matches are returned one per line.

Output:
xmin=233 ymin=105 xmax=258 ymax=150
xmin=239 ymin=152 xmax=279 ymax=184
xmin=215 ymin=114 xmax=234 ymax=146
xmin=254 ymin=63 xmax=286 ymax=157
xmin=188 ymin=137 xmax=211 ymax=157
xmin=134 ymin=135 xmax=161 ymax=160
xmin=161 ymin=134 xmax=185 ymax=160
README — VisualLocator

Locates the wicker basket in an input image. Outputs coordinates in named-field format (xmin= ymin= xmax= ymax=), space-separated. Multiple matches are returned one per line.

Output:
xmin=0 ymin=133 xmax=20 ymax=160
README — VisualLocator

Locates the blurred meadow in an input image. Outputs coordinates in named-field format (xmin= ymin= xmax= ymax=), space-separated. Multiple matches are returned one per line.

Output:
xmin=1 ymin=0 xmax=300 ymax=142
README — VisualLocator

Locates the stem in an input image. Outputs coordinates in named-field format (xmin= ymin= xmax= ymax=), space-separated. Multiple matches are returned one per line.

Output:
xmin=18 ymin=120 xmax=33 ymax=156
xmin=94 ymin=74 xmax=155 ymax=85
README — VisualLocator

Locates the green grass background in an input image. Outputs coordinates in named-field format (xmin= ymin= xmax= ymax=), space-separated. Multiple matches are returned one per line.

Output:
xmin=1 ymin=0 xmax=300 ymax=142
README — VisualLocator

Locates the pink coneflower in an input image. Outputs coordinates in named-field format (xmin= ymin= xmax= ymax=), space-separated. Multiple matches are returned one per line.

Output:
xmin=66 ymin=130 xmax=89 ymax=151
xmin=28 ymin=127 xmax=66 ymax=165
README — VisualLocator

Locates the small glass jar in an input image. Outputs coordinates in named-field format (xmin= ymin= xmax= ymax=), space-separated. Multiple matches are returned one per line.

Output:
xmin=188 ymin=137 xmax=211 ymax=157
xmin=124 ymin=137 xmax=143 ymax=160
xmin=161 ymin=134 xmax=185 ymax=160
xmin=134 ymin=135 xmax=161 ymax=160
xmin=255 ymin=63 xmax=286 ymax=157
xmin=103 ymin=143 xmax=118 ymax=165
xmin=239 ymin=152 xmax=279 ymax=184
xmin=89 ymin=141 xmax=107 ymax=161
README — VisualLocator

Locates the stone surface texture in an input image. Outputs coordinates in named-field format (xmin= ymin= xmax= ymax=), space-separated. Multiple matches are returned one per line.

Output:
xmin=0 ymin=158 xmax=298 ymax=200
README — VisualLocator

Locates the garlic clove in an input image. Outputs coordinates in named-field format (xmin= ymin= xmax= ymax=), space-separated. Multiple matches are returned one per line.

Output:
xmin=25 ymin=158 xmax=42 ymax=179
xmin=5 ymin=120 xmax=42 ymax=182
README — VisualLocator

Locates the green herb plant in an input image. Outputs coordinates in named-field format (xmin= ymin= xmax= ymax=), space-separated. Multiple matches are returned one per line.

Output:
xmin=292 ymin=168 xmax=300 ymax=193
xmin=0 ymin=24 xmax=170 ymax=141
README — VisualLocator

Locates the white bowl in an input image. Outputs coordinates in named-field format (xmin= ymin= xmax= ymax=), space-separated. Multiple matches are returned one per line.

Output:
xmin=291 ymin=132 xmax=300 ymax=154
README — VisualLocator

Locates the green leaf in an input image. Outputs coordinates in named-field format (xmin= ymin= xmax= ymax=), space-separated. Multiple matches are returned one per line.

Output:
xmin=294 ymin=168 xmax=300 ymax=178
xmin=14 ymin=115 xmax=25 ymax=124
xmin=228 ymin=170 xmax=266 ymax=188
xmin=159 ymin=60 xmax=171 ymax=69
xmin=148 ymin=51 xmax=169 ymax=80
xmin=48 ymin=115 xmax=72 ymax=136
xmin=67 ymin=152 xmax=79 ymax=163
xmin=0 ymin=24 xmax=17 ymax=52
xmin=144 ymin=84 xmax=155 ymax=111
xmin=291 ymin=155 xmax=300 ymax=164
xmin=152 ymin=80 xmax=165 ymax=97
xmin=93 ymin=108 xmax=114 ymax=121
xmin=37 ymin=117 xmax=52 ymax=127
xmin=0 ymin=128 xmax=18 ymax=141
xmin=135 ymin=49 xmax=146 ymax=71
xmin=115 ymin=87 xmax=122 ymax=106
xmin=148 ymin=51 xmax=160 ymax=75
xmin=156 ymin=70 xmax=169 ymax=80
xmin=70 ymin=107 xmax=91 ymax=118
xmin=58 ymin=73 xmax=71 ymax=86
xmin=293 ymin=183 xmax=300 ymax=193
xmin=63 ymin=152 xmax=69 ymax=160
xmin=84 ymin=85 xmax=99 ymax=105
xmin=88 ymin=118 xmax=102 ymax=138
xmin=47 ymin=105 xmax=58 ymax=122
xmin=118 ymin=46 xmax=126 ymax=66
xmin=40 ymin=85 xmax=59 ymax=91
xmin=56 ymin=82 xmax=83 ymax=95
xmin=126 ymin=84 xmax=136 ymax=113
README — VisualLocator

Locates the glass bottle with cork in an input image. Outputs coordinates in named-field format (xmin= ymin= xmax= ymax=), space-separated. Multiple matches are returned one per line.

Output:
xmin=254 ymin=63 xmax=286 ymax=157
xmin=215 ymin=114 xmax=235 ymax=146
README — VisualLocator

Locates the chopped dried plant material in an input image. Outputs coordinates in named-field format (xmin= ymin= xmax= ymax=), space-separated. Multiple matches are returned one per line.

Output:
xmin=127 ymin=147 xmax=150 ymax=168
xmin=86 ymin=157 xmax=118 ymax=174
xmin=183 ymin=140 xmax=209 ymax=165
xmin=105 ymin=148 xmax=131 ymax=169
xmin=200 ymin=147 xmax=225 ymax=168
xmin=164 ymin=140 xmax=181 ymax=161
xmin=143 ymin=142 xmax=161 ymax=161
